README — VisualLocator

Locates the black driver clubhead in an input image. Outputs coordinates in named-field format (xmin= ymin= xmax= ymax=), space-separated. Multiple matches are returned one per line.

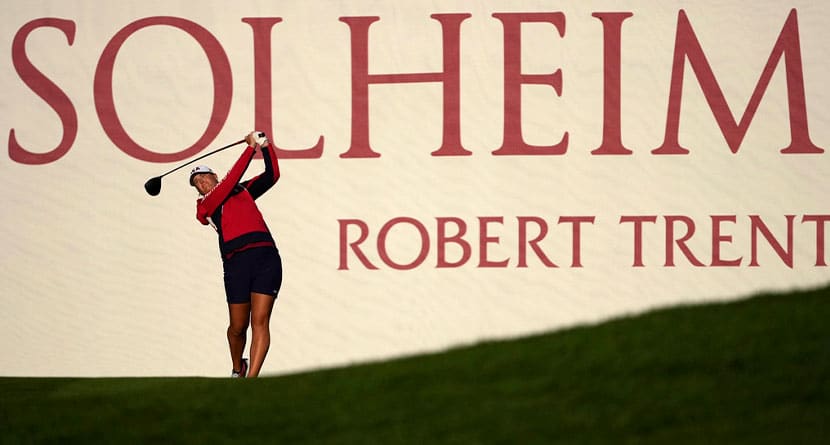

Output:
xmin=144 ymin=176 xmax=162 ymax=196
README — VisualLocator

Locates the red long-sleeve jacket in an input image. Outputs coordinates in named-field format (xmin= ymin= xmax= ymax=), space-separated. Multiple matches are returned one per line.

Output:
xmin=196 ymin=142 xmax=280 ymax=260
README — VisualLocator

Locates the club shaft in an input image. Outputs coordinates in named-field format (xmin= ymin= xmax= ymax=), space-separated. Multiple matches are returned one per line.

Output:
xmin=158 ymin=139 xmax=246 ymax=178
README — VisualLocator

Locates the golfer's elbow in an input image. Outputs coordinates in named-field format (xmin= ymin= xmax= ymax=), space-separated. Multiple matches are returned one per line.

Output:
xmin=196 ymin=205 xmax=210 ymax=225
xmin=266 ymin=147 xmax=281 ymax=185
xmin=265 ymin=163 xmax=280 ymax=185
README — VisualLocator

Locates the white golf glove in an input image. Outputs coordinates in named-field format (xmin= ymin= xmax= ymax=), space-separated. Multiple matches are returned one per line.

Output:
xmin=249 ymin=131 xmax=268 ymax=146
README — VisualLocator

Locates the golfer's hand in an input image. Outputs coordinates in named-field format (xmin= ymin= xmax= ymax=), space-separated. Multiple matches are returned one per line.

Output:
xmin=246 ymin=131 xmax=268 ymax=147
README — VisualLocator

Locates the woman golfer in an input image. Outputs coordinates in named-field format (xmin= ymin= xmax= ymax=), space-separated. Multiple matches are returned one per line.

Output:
xmin=190 ymin=131 xmax=282 ymax=378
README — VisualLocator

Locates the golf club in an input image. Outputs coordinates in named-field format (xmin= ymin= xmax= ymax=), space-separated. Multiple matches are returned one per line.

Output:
xmin=143 ymin=132 xmax=264 ymax=196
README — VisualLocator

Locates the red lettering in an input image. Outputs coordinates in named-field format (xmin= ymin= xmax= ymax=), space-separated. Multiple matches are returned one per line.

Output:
xmin=749 ymin=215 xmax=794 ymax=268
xmin=338 ymin=16 xmax=379 ymax=158
xmin=665 ymin=215 xmax=705 ymax=267
xmin=478 ymin=216 xmax=509 ymax=267
xmin=559 ymin=216 xmax=595 ymax=267
xmin=620 ymin=215 xmax=657 ymax=267
xmin=339 ymin=14 xmax=471 ymax=159
xmin=94 ymin=17 xmax=233 ymax=162
xmin=517 ymin=217 xmax=557 ymax=268
xmin=802 ymin=214 xmax=830 ymax=266
xmin=491 ymin=12 xmax=567 ymax=156
xmin=710 ymin=215 xmax=742 ymax=266
xmin=590 ymin=12 xmax=634 ymax=156
xmin=338 ymin=218 xmax=378 ymax=270
xmin=9 ymin=19 xmax=77 ymax=165
xmin=653 ymin=9 xmax=823 ymax=155
xmin=436 ymin=217 xmax=471 ymax=268
xmin=431 ymin=14 xmax=473 ymax=157
xmin=242 ymin=17 xmax=324 ymax=159
xmin=377 ymin=217 xmax=430 ymax=270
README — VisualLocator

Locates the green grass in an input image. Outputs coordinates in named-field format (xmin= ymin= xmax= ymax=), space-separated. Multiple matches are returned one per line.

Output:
xmin=2 ymin=284 xmax=829 ymax=444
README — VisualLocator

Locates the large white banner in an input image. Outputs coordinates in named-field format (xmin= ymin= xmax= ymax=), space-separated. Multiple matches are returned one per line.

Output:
xmin=1 ymin=1 xmax=828 ymax=376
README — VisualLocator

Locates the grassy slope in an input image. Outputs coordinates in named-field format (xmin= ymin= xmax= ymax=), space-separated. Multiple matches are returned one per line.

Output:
xmin=2 ymin=285 xmax=828 ymax=444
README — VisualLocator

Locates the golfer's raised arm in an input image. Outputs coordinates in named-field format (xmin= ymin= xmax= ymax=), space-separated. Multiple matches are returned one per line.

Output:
xmin=198 ymin=145 xmax=256 ymax=214
xmin=244 ymin=135 xmax=280 ymax=199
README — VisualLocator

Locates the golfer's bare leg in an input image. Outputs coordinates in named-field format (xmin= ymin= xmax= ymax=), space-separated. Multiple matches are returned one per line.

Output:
xmin=227 ymin=303 xmax=251 ymax=373
xmin=247 ymin=292 xmax=276 ymax=378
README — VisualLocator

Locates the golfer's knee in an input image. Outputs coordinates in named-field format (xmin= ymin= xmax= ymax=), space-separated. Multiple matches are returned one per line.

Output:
xmin=227 ymin=323 xmax=247 ymax=337
xmin=250 ymin=316 xmax=269 ymax=331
